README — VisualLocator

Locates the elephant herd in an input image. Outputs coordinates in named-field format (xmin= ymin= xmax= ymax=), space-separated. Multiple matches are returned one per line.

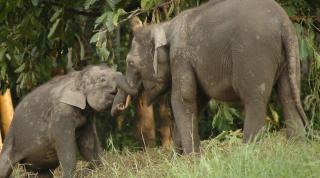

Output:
xmin=0 ymin=0 xmax=309 ymax=177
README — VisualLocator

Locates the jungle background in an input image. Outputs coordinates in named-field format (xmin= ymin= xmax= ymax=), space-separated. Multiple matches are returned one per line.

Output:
xmin=0 ymin=0 xmax=320 ymax=151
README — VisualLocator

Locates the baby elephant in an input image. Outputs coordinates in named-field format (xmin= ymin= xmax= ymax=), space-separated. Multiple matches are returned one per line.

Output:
xmin=0 ymin=65 xmax=137 ymax=178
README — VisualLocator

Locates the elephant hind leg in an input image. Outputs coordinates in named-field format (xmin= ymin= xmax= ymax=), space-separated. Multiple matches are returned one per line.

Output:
xmin=243 ymin=100 xmax=268 ymax=143
xmin=0 ymin=138 xmax=22 ymax=178
xmin=276 ymin=71 xmax=305 ymax=139
xmin=0 ymin=152 xmax=14 ymax=178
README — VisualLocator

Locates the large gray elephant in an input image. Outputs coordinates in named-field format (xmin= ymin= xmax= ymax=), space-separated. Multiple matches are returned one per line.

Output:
xmin=111 ymin=0 xmax=309 ymax=154
xmin=0 ymin=65 xmax=136 ymax=178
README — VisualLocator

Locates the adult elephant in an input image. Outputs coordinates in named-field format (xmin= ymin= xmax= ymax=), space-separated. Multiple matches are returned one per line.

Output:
xmin=111 ymin=0 xmax=309 ymax=154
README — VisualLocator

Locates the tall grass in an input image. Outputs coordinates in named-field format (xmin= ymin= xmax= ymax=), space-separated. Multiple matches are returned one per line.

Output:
xmin=13 ymin=132 xmax=319 ymax=178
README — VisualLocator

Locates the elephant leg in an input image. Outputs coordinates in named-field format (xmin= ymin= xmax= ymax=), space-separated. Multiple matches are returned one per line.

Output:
xmin=276 ymin=71 xmax=305 ymax=139
xmin=0 ymin=136 xmax=22 ymax=178
xmin=243 ymin=100 xmax=267 ymax=142
xmin=53 ymin=130 xmax=77 ymax=178
xmin=77 ymin=118 xmax=103 ymax=168
xmin=171 ymin=63 xmax=199 ymax=154
xmin=158 ymin=97 xmax=173 ymax=150
xmin=172 ymin=123 xmax=182 ymax=154
xmin=0 ymin=153 xmax=15 ymax=178
xmin=135 ymin=93 xmax=156 ymax=148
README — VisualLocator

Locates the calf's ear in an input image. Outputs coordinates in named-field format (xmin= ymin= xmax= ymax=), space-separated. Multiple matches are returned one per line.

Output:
xmin=59 ymin=88 xmax=86 ymax=109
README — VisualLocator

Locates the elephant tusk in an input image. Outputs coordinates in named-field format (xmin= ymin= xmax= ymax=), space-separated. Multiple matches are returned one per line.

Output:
xmin=124 ymin=95 xmax=132 ymax=108
xmin=116 ymin=95 xmax=132 ymax=111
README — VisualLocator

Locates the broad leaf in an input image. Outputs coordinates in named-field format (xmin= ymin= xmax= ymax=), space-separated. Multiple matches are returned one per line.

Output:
xmin=50 ymin=9 xmax=63 ymax=22
xmin=31 ymin=0 xmax=39 ymax=6
xmin=14 ymin=63 xmax=26 ymax=73
xmin=48 ymin=19 xmax=61 ymax=39
xmin=113 ymin=9 xmax=126 ymax=26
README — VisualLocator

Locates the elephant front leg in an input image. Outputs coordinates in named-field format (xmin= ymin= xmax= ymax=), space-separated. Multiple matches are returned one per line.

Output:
xmin=171 ymin=64 xmax=199 ymax=154
xmin=54 ymin=132 xmax=77 ymax=178
xmin=77 ymin=117 xmax=103 ymax=168
xmin=51 ymin=120 xmax=77 ymax=178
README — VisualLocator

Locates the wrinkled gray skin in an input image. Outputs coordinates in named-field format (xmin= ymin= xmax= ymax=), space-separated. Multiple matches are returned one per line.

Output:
xmin=0 ymin=65 xmax=136 ymax=178
xmin=111 ymin=0 xmax=309 ymax=154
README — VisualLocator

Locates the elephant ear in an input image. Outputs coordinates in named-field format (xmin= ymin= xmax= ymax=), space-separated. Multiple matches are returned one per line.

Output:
xmin=152 ymin=26 xmax=167 ymax=75
xmin=59 ymin=88 xmax=86 ymax=109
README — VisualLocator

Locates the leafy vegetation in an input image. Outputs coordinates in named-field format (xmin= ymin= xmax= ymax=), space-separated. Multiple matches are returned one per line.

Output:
xmin=0 ymin=0 xmax=319 ymax=148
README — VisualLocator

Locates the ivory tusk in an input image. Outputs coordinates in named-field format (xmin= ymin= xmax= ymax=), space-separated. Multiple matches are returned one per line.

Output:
xmin=117 ymin=95 xmax=132 ymax=111
xmin=124 ymin=95 xmax=132 ymax=108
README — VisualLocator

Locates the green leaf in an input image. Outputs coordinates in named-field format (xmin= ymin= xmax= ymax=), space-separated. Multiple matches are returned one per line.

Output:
xmin=141 ymin=0 xmax=155 ymax=10
xmin=95 ymin=12 xmax=108 ymax=25
xmin=31 ymin=0 xmax=39 ymax=6
xmin=90 ymin=32 xmax=100 ymax=44
xmin=48 ymin=19 xmax=61 ymax=39
xmin=106 ymin=0 xmax=121 ymax=10
xmin=105 ymin=12 xmax=115 ymax=30
xmin=50 ymin=9 xmax=63 ymax=22
xmin=97 ymin=42 xmax=110 ymax=60
xmin=113 ymin=9 xmax=126 ymax=26
xmin=0 ymin=63 xmax=7 ymax=80
xmin=300 ymin=38 xmax=309 ymax=61
xmin=96 ymin=32 xmax=106 ymax=47
xmin=15 ymin=63 xmax=26 ymax=73
xmin=0 ymin=47 xmax=7 ymax=62
xmin=84 ymin=0 xmax=98 ymax=10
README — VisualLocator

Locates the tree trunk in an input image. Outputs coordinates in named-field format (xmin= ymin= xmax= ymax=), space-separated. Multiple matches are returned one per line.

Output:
xmin=135 ymin=93 xmax=156 ymax=148
xmin=0 ymin=88 xmax=14 ymax=141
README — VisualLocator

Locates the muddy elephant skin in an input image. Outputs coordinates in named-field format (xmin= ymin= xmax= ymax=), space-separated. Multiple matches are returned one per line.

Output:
xmin=111 ymin=0 xmax=309 ymax=154
xmin=0 ymin=65 xmax=136 ymax=178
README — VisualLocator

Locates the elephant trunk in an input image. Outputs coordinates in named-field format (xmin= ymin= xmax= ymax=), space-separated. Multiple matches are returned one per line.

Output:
xmin=115 ymin=74 xmax=138 ymax=95
xmin=111 ymin=67 xmax=141 ymax=117
xmin=111 ymin=89 xmax=128 ymax=117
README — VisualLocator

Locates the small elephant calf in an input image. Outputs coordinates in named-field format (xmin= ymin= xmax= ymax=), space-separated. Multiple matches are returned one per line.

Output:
xmin=0 ymin=65 xmax=137 ymax=178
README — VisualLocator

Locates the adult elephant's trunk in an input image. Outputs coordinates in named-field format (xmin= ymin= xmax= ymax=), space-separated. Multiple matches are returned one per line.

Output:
xmin=115 ymin=75 xmax=138 ymax=95
xmin=111 ymin=68 xmax=141 ymax=117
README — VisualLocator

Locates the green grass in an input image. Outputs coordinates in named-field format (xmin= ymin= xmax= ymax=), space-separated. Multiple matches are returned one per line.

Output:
xmin=13 ymin=132 xmax=320 ymax=178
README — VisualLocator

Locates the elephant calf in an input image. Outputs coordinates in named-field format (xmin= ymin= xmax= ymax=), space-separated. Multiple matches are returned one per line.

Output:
xmin=0 ymin=65 xmax=137 ymax=178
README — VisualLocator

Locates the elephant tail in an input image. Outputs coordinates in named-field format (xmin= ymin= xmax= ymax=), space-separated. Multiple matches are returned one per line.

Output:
xmin=281 ymin=19 xmax=309 ymax=127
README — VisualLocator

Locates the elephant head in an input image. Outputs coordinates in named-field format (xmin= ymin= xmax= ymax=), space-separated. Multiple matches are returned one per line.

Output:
xmin=60 ymin=65 xmax=137 ymax=112
xmin=111 ymin=18 xmax=171 ymax=116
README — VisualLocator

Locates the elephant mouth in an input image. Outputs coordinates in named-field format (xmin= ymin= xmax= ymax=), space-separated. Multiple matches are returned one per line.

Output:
xmin=110 ymin=90 xmax=117 ymax=96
